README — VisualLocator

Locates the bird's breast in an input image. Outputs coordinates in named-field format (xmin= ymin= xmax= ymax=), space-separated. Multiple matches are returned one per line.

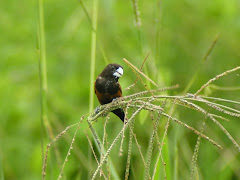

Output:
xmin=95 ymin=77 xmax=119 ymax=95
xmin=94 ymin=77 xmax=122 ymax=105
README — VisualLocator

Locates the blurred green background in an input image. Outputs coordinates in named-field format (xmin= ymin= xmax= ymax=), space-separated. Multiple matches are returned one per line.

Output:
xmin=0 ymin=0 xmax=239 ymax=179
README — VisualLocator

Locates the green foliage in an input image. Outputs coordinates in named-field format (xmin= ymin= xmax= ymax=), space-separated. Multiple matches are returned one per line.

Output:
xmin=0 ymin=0 xmax=239 ymax=179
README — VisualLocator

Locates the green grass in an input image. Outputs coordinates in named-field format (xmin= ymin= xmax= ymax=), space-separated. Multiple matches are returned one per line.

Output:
xmin=1 ymin=0 xmax=240 ymax=179
xmin=0 ymin=152 xmax=4 ymax=180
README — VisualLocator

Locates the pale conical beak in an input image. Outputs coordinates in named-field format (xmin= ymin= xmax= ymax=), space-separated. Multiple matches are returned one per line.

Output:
xmin=113 ymin=67 xmax=123 ymax=78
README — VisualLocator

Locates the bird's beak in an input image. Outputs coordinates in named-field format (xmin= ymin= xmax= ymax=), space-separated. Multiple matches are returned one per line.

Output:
xmin=113 ymin=67 xmax=123 ymax=78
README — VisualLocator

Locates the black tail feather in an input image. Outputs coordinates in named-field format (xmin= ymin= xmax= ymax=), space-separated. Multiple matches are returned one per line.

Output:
xmin=112 ymin=108 xmax=125 ymax=122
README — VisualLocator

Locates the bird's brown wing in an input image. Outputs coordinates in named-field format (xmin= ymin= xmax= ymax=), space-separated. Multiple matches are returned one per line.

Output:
xmin=94 ymin=81 xmax=122 ymax=105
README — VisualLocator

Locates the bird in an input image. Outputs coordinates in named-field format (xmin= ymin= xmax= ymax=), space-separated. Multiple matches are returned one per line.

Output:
xmin=94 ymin=63 xmax=125 ymax=122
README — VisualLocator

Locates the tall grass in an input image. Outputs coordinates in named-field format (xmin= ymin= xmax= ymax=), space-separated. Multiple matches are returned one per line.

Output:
xmin=37 ymin=0 xmax=48 ymax=167
xmin=1 ymin=0 xmax=240 ymax=179
xmin=37 ymin=0 xmax=62 ymax=177
xmin=42 ymin=61 xmax=240 ymax=179
xmin=88 ymin=0 xmax=98 ymax=178
xmin=36 ymin=0 xmax=240 ymax=179
xmin=89 ymin=0 xmax=98 ymax=113
xmin=0 ymin=153 xmax=4 ymax=180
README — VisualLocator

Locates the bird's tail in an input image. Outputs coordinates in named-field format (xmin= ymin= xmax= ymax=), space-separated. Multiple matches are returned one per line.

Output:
xmin=112 ymin=108 xmax=125 ymax=122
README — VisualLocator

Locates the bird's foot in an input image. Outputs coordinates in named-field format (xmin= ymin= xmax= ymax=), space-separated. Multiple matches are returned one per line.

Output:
xmin=112 ymin=97 xmax=122 ymax=103
xmin=94 ymin=107 xmax=100 ymax=114
xmin=94 ymin=106 xmax=109 ymax=117
xmin=112 ymin=98 xmax=118 ymax=102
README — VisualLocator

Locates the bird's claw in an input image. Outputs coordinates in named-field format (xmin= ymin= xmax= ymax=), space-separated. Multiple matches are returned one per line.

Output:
xmin=112 ymin=98 xmax=117 ymax=102
xmin=94 ymin=107 xmax=100 ymax=114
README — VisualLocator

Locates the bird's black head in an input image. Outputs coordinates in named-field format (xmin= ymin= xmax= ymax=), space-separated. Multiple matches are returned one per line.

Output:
xmin=100 ymin=63 xmax=123 ymax=80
